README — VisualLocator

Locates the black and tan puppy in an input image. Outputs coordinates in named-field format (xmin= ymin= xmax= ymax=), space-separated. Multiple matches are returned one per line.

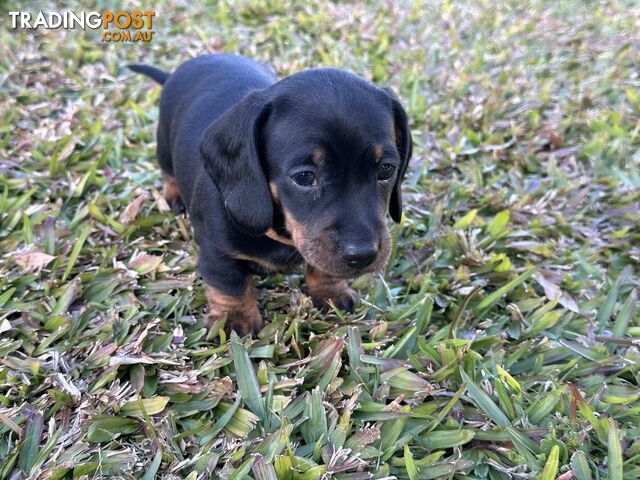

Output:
xmin=129 ymin=54 xmax=412 ymax=336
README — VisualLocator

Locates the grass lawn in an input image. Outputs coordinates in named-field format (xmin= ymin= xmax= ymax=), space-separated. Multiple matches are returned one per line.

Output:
xmin=1 ymin=0 xmax=639 ymax=478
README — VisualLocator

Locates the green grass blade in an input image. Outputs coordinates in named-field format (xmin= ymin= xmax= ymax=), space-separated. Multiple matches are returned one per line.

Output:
xmin=18 ymin=407 xmax=43 ymax=475
xmin=61 ymin=224 xmax=92 ymax=282
xmin=612 ymin=289 xmax=637 ymax=338
xmin=426 ymin=382 xmax=466 ymax=432
xmin=474 ymin=267 xmax=537 ymax=312
xmin=460 ymin=369 xmax=509 ymax=426
xmin=141 ymin=450 xmax=163 ymax=480
xmin=607 ymin=418 xmax=623 ymax=480
xmin=231 ymin=333 xmax=265 ymax=419
xmin=252 ymin=454 xmax=278 ymax=480
xmin=540 ymin=445 xmax=559 ymax=480
xmin=404 ymin=444 xmax=419 ymax=480
xmin=571 ymin=451 xmax=593 ymax=480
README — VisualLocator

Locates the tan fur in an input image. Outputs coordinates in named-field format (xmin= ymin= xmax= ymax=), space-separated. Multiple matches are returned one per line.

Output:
xmin=267 ymin=182 xmax=296 ymax=245
xmin=232 ymin=252 xmax=294 ymax=272
xmin=205 ymin=281 xmax=262 ymax=336
xmin=374 ymin=143 xmax=384 ymax=163
xmin=306 ymin=266 xmax=356 ymax=310
xmin=265 ymin=229 xmax=295 ymax=246
xmin=269 ymin=181 xmax=279 ymax=199
xmin=284 ymin=209 xmax=391 ymax=279
xmin=162 ymin=174 xmax=180 ymax=203
xmin=284 ymin=210 xmax=308 ymax=244
xmin=311 ymin=147 xmax=325 ymax=168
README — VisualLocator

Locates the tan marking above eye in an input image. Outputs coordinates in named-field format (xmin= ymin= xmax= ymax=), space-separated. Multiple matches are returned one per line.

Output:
xmin=311 ymin=147 xmax=325 ymax=168
xmin=374 ymin=144 xmax=384 ymax=163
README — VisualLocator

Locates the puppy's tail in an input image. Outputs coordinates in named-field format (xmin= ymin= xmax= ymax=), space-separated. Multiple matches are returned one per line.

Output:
xmin=128 ymin=64 xmax=170 ymax=85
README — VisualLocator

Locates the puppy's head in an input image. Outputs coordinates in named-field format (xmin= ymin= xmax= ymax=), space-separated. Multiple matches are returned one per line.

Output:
xmin=200 ymin=69 xmax=412 ymax=278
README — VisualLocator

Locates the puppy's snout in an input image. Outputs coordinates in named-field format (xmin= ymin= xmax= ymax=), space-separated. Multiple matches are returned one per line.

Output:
xmin=341 ymin=242 xmax=378 ymax=269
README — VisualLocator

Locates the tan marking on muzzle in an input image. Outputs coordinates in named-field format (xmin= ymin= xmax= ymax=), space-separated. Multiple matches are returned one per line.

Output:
xmin=284 ymin=210 xmax=307 ymax=244
xmin=284 ymin=208 xmax=388 ymax=278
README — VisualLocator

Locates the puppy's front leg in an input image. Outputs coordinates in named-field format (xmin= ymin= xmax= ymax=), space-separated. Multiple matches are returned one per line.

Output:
xmin=204 ymin=278 xmax=263 ymax=337
xmin=195 ymin=222 xmax=264 ymax=337
xmin=162 ymin=173 xmax=185 ymax=214
xmin=306 ymin=267 xmax=357 ymax=312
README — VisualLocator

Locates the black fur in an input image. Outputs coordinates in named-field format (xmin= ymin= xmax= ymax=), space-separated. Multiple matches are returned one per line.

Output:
xmin=387 ymin=92 xmax=413 ymax=223
xmin=199 ymin=90 xmax=274 ymax=235
xmin=130 ymin=54 xmax=411 ymax=302
xmin=128 ymin=64 xmax=169 ymax=85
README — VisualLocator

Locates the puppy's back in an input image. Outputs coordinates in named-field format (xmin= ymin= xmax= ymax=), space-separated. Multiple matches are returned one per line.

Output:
xmin=161 ymin=54 xmax=275 ymax=140
xmin=159 ymin=55 xmax=276 ymax=206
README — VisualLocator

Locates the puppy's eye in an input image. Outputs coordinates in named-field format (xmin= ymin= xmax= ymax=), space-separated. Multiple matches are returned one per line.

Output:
xmin=291 ymin=171 xmax=318 ymax=187
xmin=377 ymin=163 xmax=396 ymax=181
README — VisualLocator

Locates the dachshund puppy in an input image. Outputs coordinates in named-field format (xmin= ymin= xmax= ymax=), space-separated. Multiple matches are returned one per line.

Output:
xmin=129 ymin=54 xmax=412 ymax=336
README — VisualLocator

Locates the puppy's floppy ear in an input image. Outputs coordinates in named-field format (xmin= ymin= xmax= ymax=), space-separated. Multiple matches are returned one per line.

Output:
xmin=200 ymin=90 xmax=273 ymax=235
xmin=383 ymin=87 xmax=412 ymax=223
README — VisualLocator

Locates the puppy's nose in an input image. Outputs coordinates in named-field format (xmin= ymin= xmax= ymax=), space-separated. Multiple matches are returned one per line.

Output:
xmin=341 ymin=243 xmax=378 ymax=269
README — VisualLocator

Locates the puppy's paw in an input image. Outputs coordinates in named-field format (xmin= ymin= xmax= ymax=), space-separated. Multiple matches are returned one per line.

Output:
xmin=163 ymin=174 xmax=184 ymax=213
xmin=169 ymin=196 xmax=186 ymax=214
xmin=207 ymin=308 xmax=264 ymax=337
xmin=306 ymin=267 xmax=357 ymax=313
xmin=205 ymin=283 xmax=263 ymax=338
xmin=309 ymin=285 xmax=357 ymax=312
xmin=226 ymin=309 xmax=264 ymax=337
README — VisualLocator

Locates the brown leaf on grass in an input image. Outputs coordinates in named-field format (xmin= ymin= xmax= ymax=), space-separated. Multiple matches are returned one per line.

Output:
xmin=0 ymin=412 xmax=21 ymax=435
xmin=550 ymin=147 xmax=579 ymax=159
xmin=344 ymin=425 xmax=380 ymax=450
xmin=151 ymin=188 xmax=171 ymax=213
xmin=57 ymin=137 xmax=77 ymax=162
xmin=85 ymin=342 xmax=119 ymax=365
xmin=556 ymin=470 xmax=574 ymax=480
xmin=120 ymin=192 xmax=149 ymax=224
xmin=14 ymin=248 xmax=55 ymax=273
xmin=297 ymin=336 xmax=344 ymax=385
xmin=534 ymin=272 xmax=579 ymax=313
xmin=128 ymin=253 xmax=163 ymax=275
